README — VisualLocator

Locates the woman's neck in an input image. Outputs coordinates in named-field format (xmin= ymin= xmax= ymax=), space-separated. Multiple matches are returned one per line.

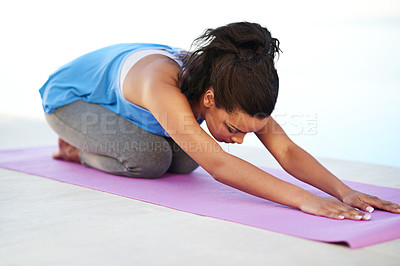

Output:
xmin=190 ymin=101 xmax=205 ymax=120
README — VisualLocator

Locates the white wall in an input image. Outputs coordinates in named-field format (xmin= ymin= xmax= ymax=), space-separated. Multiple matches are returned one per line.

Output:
xmin=1 ymin=0 xmax=399 ymax=167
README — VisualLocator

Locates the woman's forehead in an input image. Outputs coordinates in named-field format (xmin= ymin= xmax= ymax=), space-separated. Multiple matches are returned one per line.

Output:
xmin=226 ymin=111 xmax=268 ymax=132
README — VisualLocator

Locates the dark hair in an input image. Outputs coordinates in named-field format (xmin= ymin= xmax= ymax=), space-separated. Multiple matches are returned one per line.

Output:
xmin=178 ymin=22 xmax=280 ymax=118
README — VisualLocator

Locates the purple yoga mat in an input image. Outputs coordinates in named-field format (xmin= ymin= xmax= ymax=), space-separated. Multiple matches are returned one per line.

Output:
xmin=1 ymin=146 xmax=399 ymax=248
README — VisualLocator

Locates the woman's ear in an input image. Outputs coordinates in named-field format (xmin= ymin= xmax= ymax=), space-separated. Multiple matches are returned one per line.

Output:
xmin=203 ymin=88 xmax=215 ymax=108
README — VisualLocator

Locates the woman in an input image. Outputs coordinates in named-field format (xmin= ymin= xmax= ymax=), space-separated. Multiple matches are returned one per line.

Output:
xmin=40 ymin=22 xmax=400 ymax=220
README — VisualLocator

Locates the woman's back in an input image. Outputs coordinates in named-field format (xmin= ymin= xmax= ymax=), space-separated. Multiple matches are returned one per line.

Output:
xmin=39 ymin=43 xmax=188 ymax=137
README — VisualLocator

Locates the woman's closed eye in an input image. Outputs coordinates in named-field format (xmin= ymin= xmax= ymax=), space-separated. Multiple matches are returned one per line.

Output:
xmin=226 ymin=124 xmax=237 ymax=133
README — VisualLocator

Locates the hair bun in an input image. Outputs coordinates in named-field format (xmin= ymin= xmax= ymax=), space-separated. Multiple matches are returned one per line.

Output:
xmin=179 ymin=22 xmax=280 ymax=117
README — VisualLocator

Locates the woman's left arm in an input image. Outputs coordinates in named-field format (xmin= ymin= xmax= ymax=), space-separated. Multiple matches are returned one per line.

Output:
xmin=256 ymin=117 xmax=400 ymax=214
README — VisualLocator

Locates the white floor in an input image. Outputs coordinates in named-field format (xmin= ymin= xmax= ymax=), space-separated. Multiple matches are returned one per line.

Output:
xmin=1 ymin=115 xmax=399 ymax=266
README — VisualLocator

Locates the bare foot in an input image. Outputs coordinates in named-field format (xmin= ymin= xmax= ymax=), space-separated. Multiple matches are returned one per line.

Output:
xmin=52 ymin=138 xmax=81 ymax=163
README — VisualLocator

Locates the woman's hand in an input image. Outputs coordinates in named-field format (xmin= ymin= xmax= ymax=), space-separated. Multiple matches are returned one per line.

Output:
xmin=299 ymin=195 xmax=373 ymax=220
xmin=299 ymin=191 xmax=400 ymax=220
xmin=340 ymin=189 xmax=400 ymax=214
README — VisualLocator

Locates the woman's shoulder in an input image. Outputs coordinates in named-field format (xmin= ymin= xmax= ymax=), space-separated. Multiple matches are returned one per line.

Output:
xmin=122 ymin=53 xmax=183 ymax=109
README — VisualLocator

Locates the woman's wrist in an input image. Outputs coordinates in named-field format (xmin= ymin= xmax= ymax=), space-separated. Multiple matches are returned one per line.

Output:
xmin=334 ymin=184 xmax=355 ymax=201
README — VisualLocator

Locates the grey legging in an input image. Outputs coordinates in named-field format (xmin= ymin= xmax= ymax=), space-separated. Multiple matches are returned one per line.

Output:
xmin=45 ymin=100 xmax=199 ymax=178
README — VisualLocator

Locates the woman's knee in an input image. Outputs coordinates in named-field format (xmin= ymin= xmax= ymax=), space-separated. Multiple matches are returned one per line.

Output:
xmin=79 ymin=145 xmax=173 ymax=179
xmin=167 ymin=158 xmax=199 ymax=174
xmin=123 ymin=140 xmax=173 ymax=178
xmin=165 ymin=138 xmax=199 ymax=174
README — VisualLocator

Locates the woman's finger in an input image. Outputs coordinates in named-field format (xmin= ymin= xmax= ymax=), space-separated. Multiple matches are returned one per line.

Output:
xmin=335 ymin=209 xmax=371 ymax=221
xmin=346 ymin=199 xmax=375 ymax=213
xmin=361 ymin=196 xmax=400 ymax=213
xmin=320 ymin=210 xmax=347 ymax=220
xmin=320 ymin=201 xmax=371 ymax=221
xmin=320 ymin=210 xmax=371 ymax=221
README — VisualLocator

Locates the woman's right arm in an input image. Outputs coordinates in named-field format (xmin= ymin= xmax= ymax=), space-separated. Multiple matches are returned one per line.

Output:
xmin=148 ymin=83 xmax=316 ymax=210
xmin=127 ymin=56 xmax=370 ymax=220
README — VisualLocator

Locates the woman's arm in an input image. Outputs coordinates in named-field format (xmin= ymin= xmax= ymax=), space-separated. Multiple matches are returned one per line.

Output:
xmin=256 ymin=117 xmax=400 ymax=214
xmin=136 ymin=58 xmax=312 ymax=209
xmin=256 ymin=118 xmax=352 ymax=199
xmin=128 ymin=56 xmax=377 ymax=220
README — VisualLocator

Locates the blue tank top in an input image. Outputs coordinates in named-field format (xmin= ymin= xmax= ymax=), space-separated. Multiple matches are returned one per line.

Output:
xmin=39 ymin=43 xmax=202 ymax=137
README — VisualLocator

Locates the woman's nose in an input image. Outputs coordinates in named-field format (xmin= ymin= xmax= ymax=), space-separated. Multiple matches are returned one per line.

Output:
xmin=231 ymin=133 xmax=245 ymax=144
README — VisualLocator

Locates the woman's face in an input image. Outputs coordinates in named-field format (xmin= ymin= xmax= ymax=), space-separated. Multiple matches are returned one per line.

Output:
xmin=199 ymin=88 xmax=268 ymax=144
xmin=204 ymin=105 xmax=268 ymax=144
